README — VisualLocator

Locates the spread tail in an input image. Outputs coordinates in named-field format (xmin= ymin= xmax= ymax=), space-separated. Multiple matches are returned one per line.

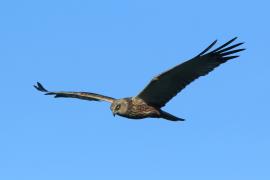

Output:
xmin=160 ymin=111 xmax=185 ymax=121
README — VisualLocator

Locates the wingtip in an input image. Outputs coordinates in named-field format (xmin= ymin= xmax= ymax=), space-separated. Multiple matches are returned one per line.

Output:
xmin=34 ymin=82 xmax=48 ymax=92
xmin=33 ymin=84 xmax=38 ymax=90
xmin=177 ymin=118 xmax=185 ymax=121
xmin=223 ymin=55 xmax=239 ymax=61
xmin=239 ymin=48 xmax=246 ymax=52
xmin=197 ymin=39 xmax=218 ymax=56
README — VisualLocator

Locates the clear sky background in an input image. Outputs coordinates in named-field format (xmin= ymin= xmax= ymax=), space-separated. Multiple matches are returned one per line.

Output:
xmin=0 ymin=0 xmax=269 ymax=179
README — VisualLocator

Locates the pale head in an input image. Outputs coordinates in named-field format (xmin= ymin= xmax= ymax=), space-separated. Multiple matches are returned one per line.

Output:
xmin=110 ymin=99 xmax=129 ymax=116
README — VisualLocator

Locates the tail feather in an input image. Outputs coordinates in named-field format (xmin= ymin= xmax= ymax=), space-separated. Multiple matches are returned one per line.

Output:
xmin=160 ymin=111 xmax=185 ymax=121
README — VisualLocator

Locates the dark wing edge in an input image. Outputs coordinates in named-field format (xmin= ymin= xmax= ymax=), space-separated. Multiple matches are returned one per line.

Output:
xmin=137 ymin=37 xmax=245 ymax=108
xmin=34 ymin=82 xmax=115 ymax=103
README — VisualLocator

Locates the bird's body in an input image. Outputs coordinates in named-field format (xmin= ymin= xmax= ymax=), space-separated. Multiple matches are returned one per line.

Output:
xmin=111 ymin=97 xmax=160 ymax=119
xmin=109 ymin=97 xmax=183 ymax=120
xmin=35 ymin=37 xmax=245 ymax=122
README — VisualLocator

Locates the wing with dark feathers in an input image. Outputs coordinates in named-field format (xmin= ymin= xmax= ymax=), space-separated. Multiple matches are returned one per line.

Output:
xmin=137 ymin=37 xmax=245 ymax=108
xmin=34 ymin=82 xmax=115 ymax=103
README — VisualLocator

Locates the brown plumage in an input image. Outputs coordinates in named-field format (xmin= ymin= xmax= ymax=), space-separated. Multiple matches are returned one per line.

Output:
xmin=34 ymin=37 xmax=245 ymax=121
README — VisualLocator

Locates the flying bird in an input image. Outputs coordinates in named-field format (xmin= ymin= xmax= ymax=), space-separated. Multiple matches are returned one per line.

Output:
xmin=34 ymin=37 xmax=245 ymax=121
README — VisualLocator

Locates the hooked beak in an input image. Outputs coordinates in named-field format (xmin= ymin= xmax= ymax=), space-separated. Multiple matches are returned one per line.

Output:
xmin=113 ymin=112 xmax=116 ymax=117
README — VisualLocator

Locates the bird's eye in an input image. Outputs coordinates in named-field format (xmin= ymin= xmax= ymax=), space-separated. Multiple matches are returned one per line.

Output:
xmin=115 ymin=104 xmax=121 ymax=111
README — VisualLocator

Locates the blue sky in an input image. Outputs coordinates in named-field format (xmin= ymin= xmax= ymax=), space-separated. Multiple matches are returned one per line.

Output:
xmin=0 ymin=0 xmax=269 ymax=179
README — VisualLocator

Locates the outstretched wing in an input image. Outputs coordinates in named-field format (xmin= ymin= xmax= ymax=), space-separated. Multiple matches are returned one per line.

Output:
xmin=34 ymin=82 xmax=115 ymax=103
xmin=137 ymin=37 xmax=245 ymax=108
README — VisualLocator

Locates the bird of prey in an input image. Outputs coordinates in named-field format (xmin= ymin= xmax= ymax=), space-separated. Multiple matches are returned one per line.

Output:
xmin=35 ymin=37 xmax=245 ymax=121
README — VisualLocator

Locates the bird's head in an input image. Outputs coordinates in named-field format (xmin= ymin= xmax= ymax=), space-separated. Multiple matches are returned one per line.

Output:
xmin=110 ymin=99 xmax=129 ymax=117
